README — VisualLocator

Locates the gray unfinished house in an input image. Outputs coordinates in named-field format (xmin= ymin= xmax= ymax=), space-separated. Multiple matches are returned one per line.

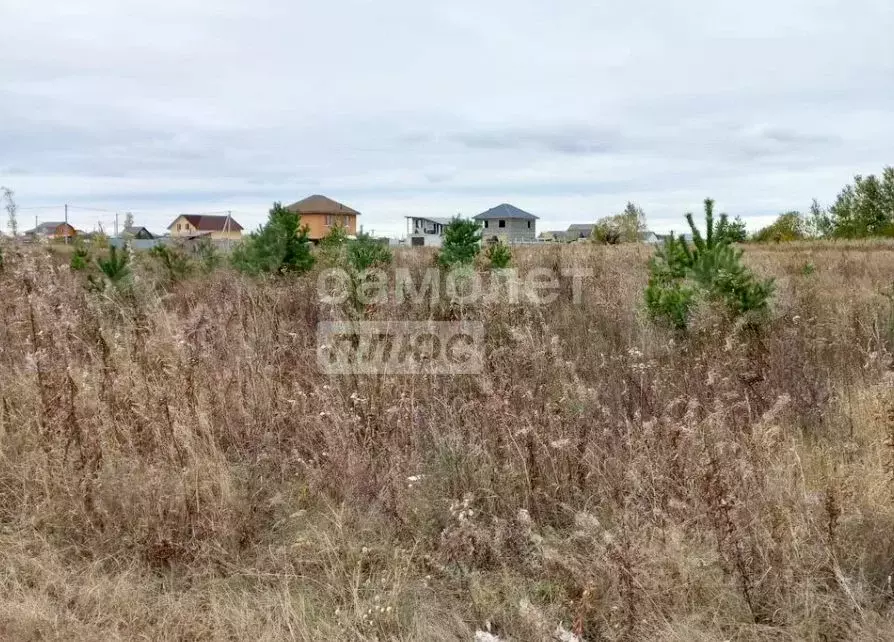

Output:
xmin=405 ymin=215 xmax=452 ymax=247
xmin=474 ymin=204 xmax=538 ymax=243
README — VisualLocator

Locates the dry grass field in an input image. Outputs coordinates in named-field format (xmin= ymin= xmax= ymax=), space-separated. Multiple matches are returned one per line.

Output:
xmin=1 ymin=240 xmax=894 ymax=640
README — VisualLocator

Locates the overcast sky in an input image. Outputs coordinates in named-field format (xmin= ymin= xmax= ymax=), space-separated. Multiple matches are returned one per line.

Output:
xmin=2 ymin=0 xmax=893 ymax=236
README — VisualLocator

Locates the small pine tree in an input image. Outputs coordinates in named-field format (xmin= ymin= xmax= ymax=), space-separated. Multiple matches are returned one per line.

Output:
xmin=232 ymin=202 xmax=315 ymax=275
xmin=485 ymin=240 xmax=512 ymax=268
xmin=89 ymin=245 xmax=132 ymax=291
xmin=70 ymin=243 xmax=90 ymax=271
xmin=318 ymin=223 xmax=349 ymax=265
xmin=437 ymin=217 xmax=482 ymax=267
xmin=150 ymin=244 xmax=193 ymax=282
xmin=646 ymin=198 xmax=774 ymax=329
xmin=99 ymin=245 xmax=130 ymax=281
xmin=320 ymin=224 xmax=349 ymax=251
xmin=196 ymin=238 xmax=221 ymax=273
xmin=348 ymin=232 xmax=392 ymax=273
xmin=722 ymin=216 xmax=748 ymax=243
xmin=645 ymin=233 xmax=695 ymax=329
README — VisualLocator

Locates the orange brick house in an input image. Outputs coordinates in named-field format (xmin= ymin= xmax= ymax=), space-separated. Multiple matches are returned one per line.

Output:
xmin=25 ymin=221 xmax=78 ymax=240
xmin=284 ymin=195 xmax=360 ymax=241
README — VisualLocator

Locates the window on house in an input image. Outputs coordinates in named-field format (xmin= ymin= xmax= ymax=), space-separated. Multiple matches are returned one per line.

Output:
xmin=326 ymin=215 xmax=333 ymax=226
xmin=527 ymin=221 xmax=531 ymax=229
xmin=177 ymin=223 xmax=181 ymax=231
xmin=498 ymin=220 xmax=506 ymax=228
xmin=484 ymin=221 xmax=489 ymax=228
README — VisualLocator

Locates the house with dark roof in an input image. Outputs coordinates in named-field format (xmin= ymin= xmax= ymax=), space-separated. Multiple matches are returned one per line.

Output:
xmin=566 ymin=223 xmax=596 ymax=240
xmin=473 ymin=204 xmax=538 ymax=243
xmin=24 ymin=221 xmax=78 ymax=240
xmin=539 ymin=230 xmax=569 ymax=242
xmin=167 ymin=214 xmax=243 ymax=240
xmin=285 ymin=195 xmax=360 ymax=241
xmin=120 ymin=226 xmax=156 ymax=240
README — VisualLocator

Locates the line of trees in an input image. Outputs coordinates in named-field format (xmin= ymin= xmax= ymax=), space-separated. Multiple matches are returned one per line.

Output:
xmin=591 ymin=201 xmax=748 ymax=245
xmin=753 ymin=166 xmax=894 ymax=242
xmin=584 ymin=166 xmax=894 ymax=245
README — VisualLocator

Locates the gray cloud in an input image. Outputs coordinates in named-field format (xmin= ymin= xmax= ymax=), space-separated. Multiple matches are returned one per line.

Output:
xmin=1 ymin=0 xmax=893 ymax=236
xmin=448 ymin=124 xmax=621 ymax=155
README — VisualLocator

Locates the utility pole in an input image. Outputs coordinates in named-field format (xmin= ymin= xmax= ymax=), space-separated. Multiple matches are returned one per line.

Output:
xmin=115 ymin=212 xmax=119 ymax=238
xmin=64 ymin=204 xmax=69 ymax=244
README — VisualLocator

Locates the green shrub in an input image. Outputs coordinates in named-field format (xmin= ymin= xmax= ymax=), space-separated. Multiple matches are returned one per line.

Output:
xmin=194 ymin=238 xmax=221 ymax=273
xmin=592 ymin=220 xmax=620 ymax=244
xmin=485 ymin=240 xmax=512 ymax=268
xmin=752 ymin=212 xmax=807 ymax=243
xmin=92 ymin=231 xmax=109 ymax=250
xmin=89 ymin=245 xmax=131 ymax=291
xmin=437 ymin=217 xmax=482 ymax=267
xmin=320 ymin=224 xmax=348 ymax=248
xmin=99 ymin=245 xmax=131 ymax=282
xmin=150 ymin=244 xmax=194 ymax=283
xmin=722 ymin=215 xmax=749 ymax=243
xmin=232 ymin=202 xmax=315 ymax=275
xmin=593 ymin=202 xmax=647 ymax=244
xmin=70 ymin=244 xmax=90 ymax=271
xmin=318 ymin=224 xmax=349 ymax=266
xmin=347 ymin=232 xmax=392 ymax=273
xmin=645 ymin=234 xmax=696 ymax=329
xmin=646 ymin=199 xmax=774 ymax=329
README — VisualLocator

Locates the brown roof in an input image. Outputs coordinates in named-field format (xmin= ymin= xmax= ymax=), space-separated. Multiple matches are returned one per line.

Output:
xmin=285 ymin=195 xmax=360 ymax=216
xmin=170 ymin=214 xmax=243 ymax=232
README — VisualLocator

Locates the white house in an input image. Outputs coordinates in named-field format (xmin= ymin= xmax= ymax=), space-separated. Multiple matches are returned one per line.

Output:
xmin=405 ymin=216 xmax=453 ymax=247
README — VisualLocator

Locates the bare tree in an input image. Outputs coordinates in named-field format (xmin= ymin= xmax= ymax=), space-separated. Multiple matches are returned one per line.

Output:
xmin=124 ymin=211 xmax=135 ymax=230
xmin=2 ymin=187 xmax=17 ymax=236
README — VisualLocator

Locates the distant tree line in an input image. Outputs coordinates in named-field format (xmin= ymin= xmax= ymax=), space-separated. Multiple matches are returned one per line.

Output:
xmin=591 ymin=201 xmax=748 ymax=245
xmin=593 ymin=166 xmax=894 ymax=245
xmin=753 ymin=166 xmax=894 ymax=242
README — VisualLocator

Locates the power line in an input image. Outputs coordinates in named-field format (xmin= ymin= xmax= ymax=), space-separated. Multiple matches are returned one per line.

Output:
xmin=67 ymin=205 xmax=119 ymax=213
